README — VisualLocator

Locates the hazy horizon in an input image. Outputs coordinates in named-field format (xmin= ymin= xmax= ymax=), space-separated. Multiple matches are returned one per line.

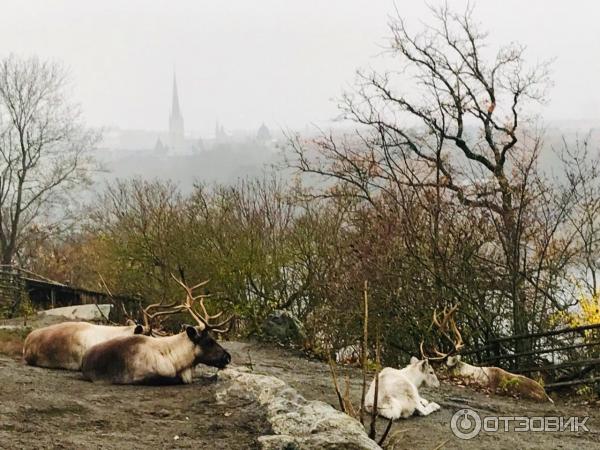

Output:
xmin=1 ymin=0 xmax=599 ymax=136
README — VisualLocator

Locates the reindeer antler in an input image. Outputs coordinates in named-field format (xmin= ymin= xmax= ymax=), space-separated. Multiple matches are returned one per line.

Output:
xmin=97 ymin=273 xmax=136 ymax=326
xmin=170 ymin=273 xmax=234 ymax=334
xmin=140 ymin=299 xmax=183 ymax=336
xmin=420 ymin=303 xmax=463 ymax=361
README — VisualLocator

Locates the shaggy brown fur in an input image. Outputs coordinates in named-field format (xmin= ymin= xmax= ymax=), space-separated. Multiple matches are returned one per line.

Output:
xmin=81 ymin=326 xmax=231 ymax=385
xmin=23 ymin=322 xmax=144 ymax=370
xmin=447 ymin=356 xmax=552 ymax=403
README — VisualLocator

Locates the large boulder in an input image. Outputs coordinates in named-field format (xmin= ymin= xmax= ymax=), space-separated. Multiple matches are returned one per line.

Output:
xmin=262 ymin=310 xmax=307 ymax=345
xmin=217 ymin=368 xmax=380 ymax=450
xmin=38 ymin=304 xmax=112 ymax=322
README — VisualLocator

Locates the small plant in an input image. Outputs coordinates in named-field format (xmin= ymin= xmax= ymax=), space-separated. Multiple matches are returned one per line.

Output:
xmin=576 ymin=384 xmax=594 ymax=397
xmin=18 ymin=294 xmax=35 ymax=326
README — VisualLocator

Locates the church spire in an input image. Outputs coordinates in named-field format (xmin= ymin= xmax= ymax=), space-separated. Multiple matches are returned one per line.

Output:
xmin=171 ymin=72 xmax=182 ymax=119
xmin=169 ymin=71 xmax=184 ymax=152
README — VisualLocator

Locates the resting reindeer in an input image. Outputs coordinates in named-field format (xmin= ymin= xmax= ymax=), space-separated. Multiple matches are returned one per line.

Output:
xmin=82 ymin=274 xmax=233 ymax=384
xmin=82 ymin=325 xmax=230 ymax=384
xmin=446 ymin=355 xmax=553 ymax=403
xmin=422 ymin=304 xmax=553 ymax=403
xmin=364 ymin=357 xmax=441 ymax=419
xmin=23 ymin=322 xmax=145 ymax=370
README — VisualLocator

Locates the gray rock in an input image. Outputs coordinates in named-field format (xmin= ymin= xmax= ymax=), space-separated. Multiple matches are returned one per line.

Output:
xmin=262 ymin=310 xmax=307 ymax=345
xmin=0 ymin=325 xmax=25 ymax=330
xmin=218 ymin=368 xmax=380 ymax=450
xmin=38 ymin=304 xmax=112 ymax=322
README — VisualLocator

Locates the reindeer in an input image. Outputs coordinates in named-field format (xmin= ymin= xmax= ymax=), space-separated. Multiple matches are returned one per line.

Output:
xmin=364 ymin=357 xmax=441 ymax=419
xmin=361 ymin=306 xmax=465 ymax=421
xmin=23 ymin=322 xmax=145 ymax=370
xmin=446 ymin=356 xmax=553 ymax=403
xmin=421 ymin=304 xmax=553 ymax=403
xmin=81 ymin=274 xmax=232 ymax=384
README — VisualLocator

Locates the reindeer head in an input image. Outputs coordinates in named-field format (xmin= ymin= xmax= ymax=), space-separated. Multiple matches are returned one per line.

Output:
xmin=409 ymin=356 xmax=440 ymax=388
xmin=185 ymin=325 xmax=231 ymax=369
xmin=445 ymin=355 xmax=465 ymax=376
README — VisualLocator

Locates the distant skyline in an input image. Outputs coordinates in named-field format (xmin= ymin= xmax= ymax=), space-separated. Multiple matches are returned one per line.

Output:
xmin=1 ymin=0 xmax=598 ymax=135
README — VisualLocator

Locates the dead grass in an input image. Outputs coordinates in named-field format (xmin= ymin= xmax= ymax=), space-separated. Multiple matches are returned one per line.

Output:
xmin=0 ymin=328 xmax=28 ymax=357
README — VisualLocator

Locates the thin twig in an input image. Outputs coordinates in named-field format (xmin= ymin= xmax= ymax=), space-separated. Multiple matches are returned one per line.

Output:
xmin=369 ymin=327 xmax=381 ymax=440
xmin=431 ymin=439 xmax=449 ymax=450
xmin=327 ymin=353 xmax=347 ymax=413
xmin=360 ymin=279 xmax=369 ymax=425
xmin=246 ymin=349 xmax=254 ymax=371
xmin=343 ymin=375 xmax=358 ymax=418
xmin=378 ymin=418 xmax=394 ymax=447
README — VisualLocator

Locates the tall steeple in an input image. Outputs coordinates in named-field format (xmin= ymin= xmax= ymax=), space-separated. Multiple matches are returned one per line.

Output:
xmin=171 ymin=73 xmax=182 ymax=120
xmin=169 ymin=71 xmax=184 ymax=152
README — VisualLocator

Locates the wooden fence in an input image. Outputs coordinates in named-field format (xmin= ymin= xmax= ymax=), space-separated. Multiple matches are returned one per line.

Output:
xmin=461 ymin=323 xmax=600 ymax=391
xmin=0 ymin=267 xmax=25 ymax=317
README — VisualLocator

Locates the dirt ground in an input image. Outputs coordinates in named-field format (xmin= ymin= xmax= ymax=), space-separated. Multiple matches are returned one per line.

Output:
xmin=0 ymin=354 xmax=270 ymax=449
xmin=1 ymin=322 xmax=599 ymax=449
xmin=227 ymin=341 xmax=600 ymax=450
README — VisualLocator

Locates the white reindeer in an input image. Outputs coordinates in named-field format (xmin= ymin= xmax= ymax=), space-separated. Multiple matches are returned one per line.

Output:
xmin=364 ymin=357 xmax=441 ymax=419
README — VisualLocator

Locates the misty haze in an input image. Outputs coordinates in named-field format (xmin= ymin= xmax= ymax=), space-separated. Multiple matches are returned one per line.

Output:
xmin=0 ymin=2 xmax=599 ymax=449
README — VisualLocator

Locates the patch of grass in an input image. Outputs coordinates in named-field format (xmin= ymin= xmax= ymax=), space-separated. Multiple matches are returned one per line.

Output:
xmin=499 ymin=376 xmax=521 ymax=391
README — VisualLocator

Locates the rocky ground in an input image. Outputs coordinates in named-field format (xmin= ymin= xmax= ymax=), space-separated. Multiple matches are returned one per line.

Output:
xmin=0 ymin=354 xmax=270 ymax=449
xmin=0 ymin=319 xmax=599 ymax=449
xmin=227 ymin=341 xmax=600 ymax=449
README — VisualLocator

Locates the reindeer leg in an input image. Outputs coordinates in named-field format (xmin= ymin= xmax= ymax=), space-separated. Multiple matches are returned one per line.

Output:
xmin=179 ymin=368 xmax=194 ymax=384
xmin=414 ymin=402 xmax=433 ymax=416
xmin=419 ymin=397 xmax=439 ymax=411
xmin=415 ymin=396 xmax=440 ymax=415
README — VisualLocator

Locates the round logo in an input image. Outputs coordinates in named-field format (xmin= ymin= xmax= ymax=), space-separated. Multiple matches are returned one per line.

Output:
xmin=451 ymin=408 xmax=482 ymax=440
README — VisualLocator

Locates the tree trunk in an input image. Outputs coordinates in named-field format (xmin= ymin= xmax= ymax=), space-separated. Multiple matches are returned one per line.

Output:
xmin=505 ymin=212 xmax=529 ymax=368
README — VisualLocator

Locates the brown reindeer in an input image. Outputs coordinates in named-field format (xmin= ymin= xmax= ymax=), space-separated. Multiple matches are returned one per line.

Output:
xmin=23 ymin=322 xmax=145 ymax=370
xmin=82 ymin=275 xmax=233 ymax=384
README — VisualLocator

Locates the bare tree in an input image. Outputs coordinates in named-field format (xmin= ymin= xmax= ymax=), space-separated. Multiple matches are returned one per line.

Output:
xmin=0 ymin=55 xmax=97 ymax=264
xmin=290 ymin=4 xmax=553 ymax=347
xmin=561 ymin=135 xmax=600 ymax=296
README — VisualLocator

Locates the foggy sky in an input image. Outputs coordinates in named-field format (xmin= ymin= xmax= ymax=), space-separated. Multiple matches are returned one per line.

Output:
xmin=1 ymin=0 xmax=598 ymax=135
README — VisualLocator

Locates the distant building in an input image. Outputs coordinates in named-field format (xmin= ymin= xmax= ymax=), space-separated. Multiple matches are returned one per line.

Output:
xmin=155 ymin=72 xmax=203 ymax=155
xmin=153 ymin=137 xmax=167 ymax=153
xmin=169 ymin=74 xmax=185 ymax=153
xmin=215 ymin=121 xmax=228 ymax=141
xmin=256 ymin=123 xmax=271 ymax=142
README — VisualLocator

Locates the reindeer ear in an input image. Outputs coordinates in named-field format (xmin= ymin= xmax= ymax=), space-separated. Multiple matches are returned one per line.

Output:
xmin=410 ymin=356 xmax=419 ymax=365
xmin=447 ymin=355 xmax=460 ymax=367
xmin=134 ymin=325 xmax=144 ymax=335
xmin=186 ymin=325 xmax=198 ymax=340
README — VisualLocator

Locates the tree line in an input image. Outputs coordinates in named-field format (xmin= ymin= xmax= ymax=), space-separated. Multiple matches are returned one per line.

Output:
xmin=2 ymin=5 xmax=600 ymax=365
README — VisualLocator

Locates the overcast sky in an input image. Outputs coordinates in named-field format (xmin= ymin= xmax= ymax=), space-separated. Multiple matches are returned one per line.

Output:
xmin=1 ymin=0 xmax=598 ymax=135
